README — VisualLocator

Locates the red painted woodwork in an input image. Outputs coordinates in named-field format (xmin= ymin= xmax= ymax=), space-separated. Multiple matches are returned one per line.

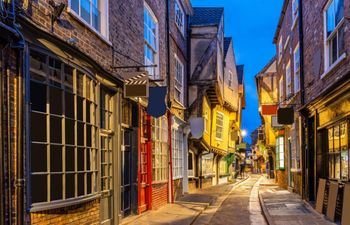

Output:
xmin=261 ymin=105 xmax=278 ymax=115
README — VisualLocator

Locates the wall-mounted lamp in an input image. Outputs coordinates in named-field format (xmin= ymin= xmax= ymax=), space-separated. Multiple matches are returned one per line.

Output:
xmin=49 ymin=0 xmax=66 ymax=32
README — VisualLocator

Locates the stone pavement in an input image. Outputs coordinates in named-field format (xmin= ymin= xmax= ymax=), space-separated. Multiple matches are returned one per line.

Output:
xmin=196 ymin=174 xmax=267 ymax=225
xmin=259 ymin=177 xmax=336 ymax=225
xmin=121 ymin=176 xmax=248 ymax=225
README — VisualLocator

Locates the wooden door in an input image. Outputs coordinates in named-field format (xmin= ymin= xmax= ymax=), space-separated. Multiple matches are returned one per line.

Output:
xmin=138 ymin=107 xmax=151 ymax=213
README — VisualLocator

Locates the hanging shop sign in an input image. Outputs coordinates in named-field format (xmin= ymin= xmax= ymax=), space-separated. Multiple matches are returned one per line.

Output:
xmin=277 ymin=107 xmax=294 ymax=125
xmin=261 ymin=105 xmax=278 ymax=115
xmin=190 ymin=117 xmax=204 ymax=139
xmin=124 ymin=71 xmax=149 ymax=98
xmin=146 ymin=86 xmax=167 ymax=118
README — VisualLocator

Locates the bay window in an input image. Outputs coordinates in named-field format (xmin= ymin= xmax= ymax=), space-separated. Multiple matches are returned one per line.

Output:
xmin=144 ymin=3 xmax=159 ymax=79
xmin=324 ymin=0 xmax=345 ymax=68
xmin=70 ymin=0 xmax=108 ymax=38
xmin=29 ymin=49 xmax=98 ymax=208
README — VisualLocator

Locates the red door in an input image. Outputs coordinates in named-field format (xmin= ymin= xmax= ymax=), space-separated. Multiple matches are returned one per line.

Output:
xmin=138 ymin=107 xmax=152 ymax=213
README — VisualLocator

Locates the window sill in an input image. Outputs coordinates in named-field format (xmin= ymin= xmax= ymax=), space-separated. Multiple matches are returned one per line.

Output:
xmin=321 ymin=52 xmax=346 ymax=79
xmin=29 ymin=193 xmax=101 ymax=212
xmin=67 ymin=8 xmax=112 ymax=46
xmin=173 ymin=176 xmax=183 ymax=180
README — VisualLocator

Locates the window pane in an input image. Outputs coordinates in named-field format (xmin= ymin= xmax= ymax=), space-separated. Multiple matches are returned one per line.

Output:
xmin=92 ymin=0 xmax=101 ymax=31
xmin=334 ymin=125 xmax=340 ymax=151
xmin=77 ymin=96 xmax=84 ymax=121
xmin=65 ymin=118 xmax=75 ymax=145
xmin=50 ymin=86 xmax=63 ymax=115
xmin=81 ymin=0 xmax=91 ymax=24
xmin=77 ymin=122 xmax=84 ymax=146
xmin=78 ymin=173 xmax=85 ymax=196
xmin=87 ymin=125 xmax=92 ymax=147
xmin=331 ymin=36 xmax=338 ymax=64
xmin=328 ymin=127 xmax=334 ymax=152
xmin=87 ymin=172 xmax=92 ymax=194
xmin=31 ymin=143 xmax=47 ymax=172
xmin=78 ymin=147 xmax=85 ymax=171
xmin=335 ymin=0 xmax=344 ymax=25
xmin=66 ymin=173 xmax=75 ymax=199
xmin=31 ymin=81 xmax=47 ymax=112
xmin=31 ymin=112 xmax=46 ymax=142
xmin=51 ymin=174 xmax=63 ymax=201
xmin=51 ymin=145 xmax=62 ymax=172
xmin=71 ymin=0 xmax=79 ymax=13
xmin=338 ymin=25 xmax=345 ymax=56
xmin=50 ymin=116 xmax=62 ymax=144
xmin=66 ymin=147 xmax=75 ymax=172
xmin=327 ymin=1 xmax=335 ymax=36
xmin=335 ymin=154 xmax=341 ymax=179
xmin=86 ymin=148 xmax=91 ymax=171
xmin=341 ymin=150 xmax=348 ymax=180
xmin=31 ymin=175 xmax=47 ymax=203
xmin=65 ymin=92 xmax=74 ymax=119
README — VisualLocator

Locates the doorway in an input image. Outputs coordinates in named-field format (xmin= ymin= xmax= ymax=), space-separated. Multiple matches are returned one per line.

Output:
xmin=121 ymin=129 xmax=132 ymax=217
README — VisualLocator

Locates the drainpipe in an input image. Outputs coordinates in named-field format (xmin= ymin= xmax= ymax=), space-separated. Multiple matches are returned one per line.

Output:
xmin=165 ymin=0 xmax=174 ymax=204
xmin=298 ymin=0 xmax=307 ymax=200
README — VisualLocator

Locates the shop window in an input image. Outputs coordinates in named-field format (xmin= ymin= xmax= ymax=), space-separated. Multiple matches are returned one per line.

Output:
xmin=202 ymin=153 xmax=214 ymax=176
xmin=152 ymin=116 xmax=168 ymax=181
xmin=172 ymin=128 xmax=184 ymax=179
xmin=328 ymin=122 xmax=348 ymax=180
xmin=29 ymin=49 xmax=98 ymax=208
xmin=276 ymin=136 xmax=285 ymax=170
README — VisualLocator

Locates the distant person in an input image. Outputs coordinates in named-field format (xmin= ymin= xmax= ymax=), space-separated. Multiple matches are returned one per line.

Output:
xmin=240 ymin=161 xmax=245 ymax=178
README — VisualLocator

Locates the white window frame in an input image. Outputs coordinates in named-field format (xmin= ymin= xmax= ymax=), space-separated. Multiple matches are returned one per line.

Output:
xmin=216 ymin=112 xmax=224 ymax=140
xmin=175 ymin=0 xmax=185 ymax=35
xmin=152 ymin=116 xmax=168 ymax=182
xmin=279 ymin=77 xmax=284 ymax=102
xmin=293 ymin=44 xmax=300 ymax=93
xmin=172 ymin=128 xmax=184 ymax=180
xmin=144 ymin=3 xmax=160 ymax=79
xmin=292 ymin=0 xmax=299 ymax=29
xmin=174 ymin=54 xmax=184 ymax=105
xmin=68 ymin=0 xmax=110 ymax=42
xmin=323 ymin=0 xmax=345 ymax=70
xmin=286 ymin=61 xmax=292 ymax=97
xmin=278 ymin=37 xmax=283 ymax=62
xmin=276 ymin=136 xmax=285 ymax=170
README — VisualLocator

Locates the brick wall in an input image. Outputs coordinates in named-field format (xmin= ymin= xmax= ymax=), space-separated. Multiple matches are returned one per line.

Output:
xmin=292 ymin=172 xmax=303 ymax=196
xmin=275 ymin=170 xmax=288 ymax=190
xmin=152 ymin=182 xmax=168 ymax=210
xmin=173 ymin=178 xmax=183 ymax=200
xmin=201 ymin=177 xmax=213 ymax=189
xmin=30 ymin=200 xmax=100 ymax=225
xmin=188 ymin=178 xmax=198 ymax=193
xmin=303 ymin=0 xmax=350 ymax=104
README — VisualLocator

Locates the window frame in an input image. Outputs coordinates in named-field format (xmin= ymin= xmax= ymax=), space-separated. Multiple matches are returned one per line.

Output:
xmin=172 ymin=128 xmax=184 ymax=180
xmin=28 ymin=48 xmax=100 ymax=211
xmin=286 ymin=61 xmax=292 ymax=97
xmin=152 ymin=116 xmax=169 ymax=182
xmin=279 ymin=76 xmax=284 ymax=102
xmin=174 ymin=54 xmax=185 ymax=105
xmin=293 ymin=44 xmax=301 ymax=93
xmin=276 ymin=136 xmax=285 ymax=170
xmin=323 ymin=0 xmax=345 ymax=70
xmin=175 ymin=0 xmax=185 ymax=36
xmin=144 ymin=2 xmax=160 ymax=79
xmin=278 ymin=37 xmax=283 ymax=62
xmin=68 ymin=0 xmax=110 ymax=42
xmin=215 ymin=112 xmax=224 ymax=140
xmin=292 ymin=0 xmax=299 ymax=29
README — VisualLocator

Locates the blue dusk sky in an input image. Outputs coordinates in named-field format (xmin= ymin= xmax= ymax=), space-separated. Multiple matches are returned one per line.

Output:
xmin=191 ymin=0 xmax=283 ymax=143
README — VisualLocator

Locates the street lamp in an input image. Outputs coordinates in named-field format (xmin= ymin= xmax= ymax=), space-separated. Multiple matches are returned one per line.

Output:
xmin=241 ymin=129 xmax=247 ymax=138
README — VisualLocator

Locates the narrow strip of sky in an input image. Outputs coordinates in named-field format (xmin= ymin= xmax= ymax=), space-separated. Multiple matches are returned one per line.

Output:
xmin=191 ymin=0 xmax=283 ymax=143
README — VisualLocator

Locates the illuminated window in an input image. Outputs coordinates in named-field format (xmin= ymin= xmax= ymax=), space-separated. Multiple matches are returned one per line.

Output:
xmin=172 ymin=128 xmax=183 ymax=179
xmin=328 ymin=122 xmax=348 ymax=180
xmin=174 ymin=55 xmax=184 ymax=105
xmin=293 ymin=45 xmax=300 ymax=93
xmin=276 ymin=136 xmax=285 ymax=170
xmin=216 ymin=112 xmax=224 ymax=139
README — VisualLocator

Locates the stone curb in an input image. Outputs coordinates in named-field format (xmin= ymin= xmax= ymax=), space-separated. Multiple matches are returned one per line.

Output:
xmin=258 ymin=190 xmax=276 ymax=225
